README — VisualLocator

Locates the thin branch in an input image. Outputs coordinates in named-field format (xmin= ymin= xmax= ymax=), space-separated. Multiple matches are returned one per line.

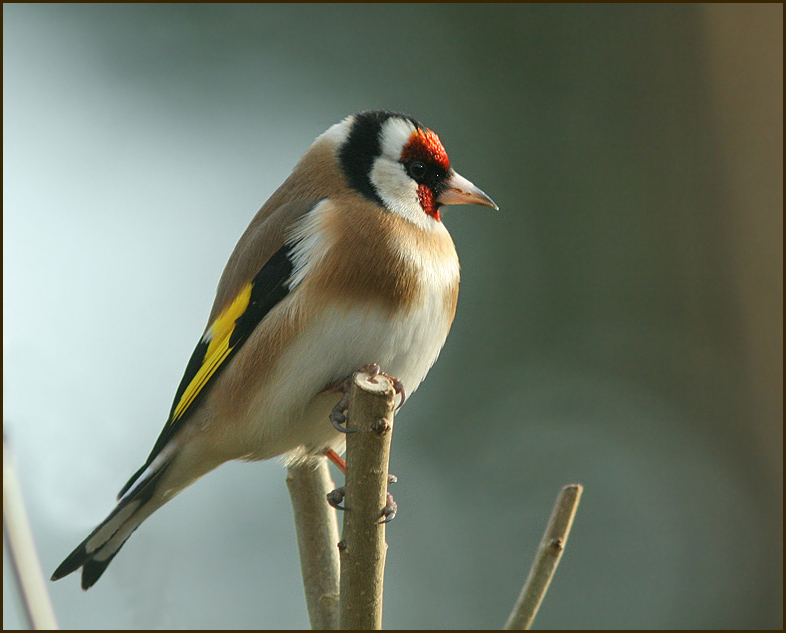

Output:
xmin=338 ymin=372 xmax=396 ymax=631
xmin=503 ymin=484 xmax=583 ymax=630
xmin=3 ymin=434 xmax=59 ymax=630
xmin=286 ymin=458 xmax=341 ymax=630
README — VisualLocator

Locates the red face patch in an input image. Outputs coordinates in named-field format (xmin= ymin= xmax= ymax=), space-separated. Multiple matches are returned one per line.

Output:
xmin=401 ymin=128 xmax=450 ymax=171
xmin=401 ymin=127 xmax=450 ymax=221
xmin=416 ymin=184 xmax=439 ymax=221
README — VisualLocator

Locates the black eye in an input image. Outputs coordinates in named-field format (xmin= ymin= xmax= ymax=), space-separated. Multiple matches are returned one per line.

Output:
xmin=407 ymin=160 xmax=427 ymax=181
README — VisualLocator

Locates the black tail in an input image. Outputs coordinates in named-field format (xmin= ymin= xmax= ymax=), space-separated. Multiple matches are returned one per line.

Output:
xmin=50 ymin=526 xmax=129 ymax=590
xmin=51 ymin=458 xmax=172 ymax=590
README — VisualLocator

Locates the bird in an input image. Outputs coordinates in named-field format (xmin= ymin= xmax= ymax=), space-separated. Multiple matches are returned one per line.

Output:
xmin=51 ymin=110 xmax=497 ymax=590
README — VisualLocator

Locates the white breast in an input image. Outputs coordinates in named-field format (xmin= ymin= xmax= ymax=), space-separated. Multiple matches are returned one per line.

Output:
xmin=244 ymin=254 xmax=457 ymax=463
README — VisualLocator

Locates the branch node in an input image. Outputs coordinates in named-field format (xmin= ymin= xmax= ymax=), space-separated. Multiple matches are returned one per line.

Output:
xmin=372 ymin=417 xmax=391 ymax=434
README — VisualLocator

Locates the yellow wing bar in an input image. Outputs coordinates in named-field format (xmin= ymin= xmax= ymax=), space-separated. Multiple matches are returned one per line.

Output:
xmin=171 ymin=283 xmax=253 ymax=422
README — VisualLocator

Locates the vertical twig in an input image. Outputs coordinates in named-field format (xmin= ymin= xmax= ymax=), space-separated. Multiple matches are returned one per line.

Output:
xmin=503 ymin=484 xmax=583 ymax=630
xmin=286 ymin=458 xmax=341 ymax=630
xmin=3 ymin=434 xmax=59 ymax=630
xmin=338 ymin=372 xmax=396 ymax=630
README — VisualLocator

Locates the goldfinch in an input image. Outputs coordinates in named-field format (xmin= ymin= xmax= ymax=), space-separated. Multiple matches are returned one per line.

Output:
xmin=51 ymin=110 xmax=497 ymax=590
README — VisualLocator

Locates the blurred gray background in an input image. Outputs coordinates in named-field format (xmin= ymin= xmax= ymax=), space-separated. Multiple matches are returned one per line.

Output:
xmin=3 ymin=3 xmax=782 ymax=629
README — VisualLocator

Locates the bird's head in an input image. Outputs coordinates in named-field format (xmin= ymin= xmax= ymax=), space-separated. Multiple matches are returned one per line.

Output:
xmin=325 ymin=111 xmax=497 ymax=229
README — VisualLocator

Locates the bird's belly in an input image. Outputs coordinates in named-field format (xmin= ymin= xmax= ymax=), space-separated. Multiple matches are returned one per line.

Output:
xmin=241 ymin=299 xmax=452 ymax=462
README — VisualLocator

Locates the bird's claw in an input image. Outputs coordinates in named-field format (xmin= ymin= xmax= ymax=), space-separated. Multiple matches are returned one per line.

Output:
xmin=325 ymin=364 xmax=405 ymax=433
xmin=327 ymin=486 xmax=350 ymax=511
xmin=361 ymin=363 xmax=406 ymax=411
xmin=329 ymin=390 xmax=356 ymax=434
xmin=379 ymin=492 xmax=398 ymax=524
xmin=327 ymin=484 xmax=397 ymax=522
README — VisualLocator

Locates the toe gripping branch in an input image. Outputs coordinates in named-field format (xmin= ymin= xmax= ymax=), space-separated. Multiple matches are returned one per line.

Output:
xmin=327 ymin=364 xmax=405 ymax=435
xmin=326 ymin=472 xmax=399 ymax=523
xmin=324 ymin=365 xmax=402 ymax=523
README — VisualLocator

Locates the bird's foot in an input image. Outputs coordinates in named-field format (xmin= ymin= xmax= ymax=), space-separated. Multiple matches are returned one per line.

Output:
xmin=322 ymin=364 xmax=403 ymax=519
xmin=361 ymin=363 xmax=406 ymax=410
xmin=379 ymin=492 xmax=398 ymax=523
xmin=325 ymin=486 xmax=398 ymax=523
xmin=324 ymin=364 xmax=406 ymax=434
xmin=326 ymin=486 xmax=349 ymax=511
xmin=329 ymin=388 xmax=355 ymax=434
xmin=324 ymin=450 xmax=398 ymax=520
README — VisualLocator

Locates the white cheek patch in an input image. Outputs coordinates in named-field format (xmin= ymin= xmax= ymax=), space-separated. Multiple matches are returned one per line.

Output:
xmin=370 ymin=157 xmax=440 ymax=232
xmin=370 ymin=158 xmax=418 ymax=211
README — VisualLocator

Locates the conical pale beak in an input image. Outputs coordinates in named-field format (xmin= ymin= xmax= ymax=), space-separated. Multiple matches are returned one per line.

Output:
xmin=437 ymin=171 xmax=498 ymax=210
